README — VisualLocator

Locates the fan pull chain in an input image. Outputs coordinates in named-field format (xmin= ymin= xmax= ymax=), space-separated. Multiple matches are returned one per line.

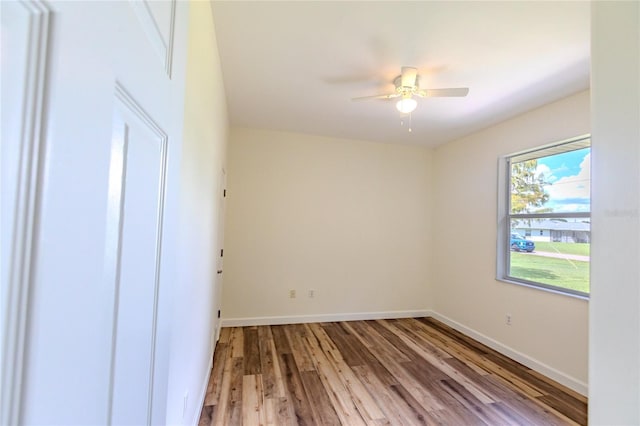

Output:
xmin=399 ymin=114 xmax=412 ymax=133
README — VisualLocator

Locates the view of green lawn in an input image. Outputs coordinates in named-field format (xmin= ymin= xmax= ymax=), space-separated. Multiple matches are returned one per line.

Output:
xmin=510 ymin=252 xmax=590 ymax=294
xmin=534 ymin=241 xmax=590 ymax=256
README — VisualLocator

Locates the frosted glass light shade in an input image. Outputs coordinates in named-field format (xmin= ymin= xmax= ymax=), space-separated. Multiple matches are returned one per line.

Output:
xmin=396 ymin=97 xmax=417 ymax=113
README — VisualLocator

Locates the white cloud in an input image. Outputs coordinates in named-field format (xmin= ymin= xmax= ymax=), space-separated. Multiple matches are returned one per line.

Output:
xmin=535 ymin=163 xmax=557 ymax=183
xmin=545 ymin=153 xmax=590 ymax=201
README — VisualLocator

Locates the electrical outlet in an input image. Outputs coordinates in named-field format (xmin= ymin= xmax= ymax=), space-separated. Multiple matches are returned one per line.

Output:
xmin=289 ymin=289 xmax=296 ymax=298
xmin=506 ymin=314 xmax=512 ymax=326
xmin=308 ymin=290 xmax=315 ymax=298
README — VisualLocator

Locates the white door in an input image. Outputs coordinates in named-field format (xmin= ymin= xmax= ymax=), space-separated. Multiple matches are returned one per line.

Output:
xmin=213 ymin=169 xmax=227 ymax=346
xmin=1 ymin=1 xmax=188 ymax=424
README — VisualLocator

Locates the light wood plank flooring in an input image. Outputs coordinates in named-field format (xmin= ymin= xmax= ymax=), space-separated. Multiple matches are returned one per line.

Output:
xmin=198 ymin=318 xmax=587 ymax=425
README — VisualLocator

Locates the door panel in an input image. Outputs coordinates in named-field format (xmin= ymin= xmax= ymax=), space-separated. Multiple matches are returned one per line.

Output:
xmin=128 ymin=0 xmax=176 ymax=76
xmin=107 ymin=86 xmax=168 ymax=425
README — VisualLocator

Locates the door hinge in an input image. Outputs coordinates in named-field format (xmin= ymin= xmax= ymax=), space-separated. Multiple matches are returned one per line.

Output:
xmin=220 ymin=249 xmax=223 ymax=257
xmin=223 ymin=189 xmax=226 ymax=198
xmin=217 ymin=310 xmax=221 ymax=318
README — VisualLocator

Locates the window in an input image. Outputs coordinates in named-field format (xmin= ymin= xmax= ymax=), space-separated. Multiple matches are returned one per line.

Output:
xmin=497 ymin=135 xmax=590 ymax=297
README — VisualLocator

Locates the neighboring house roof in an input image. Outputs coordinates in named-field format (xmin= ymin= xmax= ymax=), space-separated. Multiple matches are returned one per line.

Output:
xmin=515 ymin=220 xmax=590 ymax=231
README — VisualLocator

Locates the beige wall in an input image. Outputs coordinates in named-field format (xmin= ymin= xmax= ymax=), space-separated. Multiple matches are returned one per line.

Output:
xmin=589 ymin=2 xmax=639 ymax=423
xmin=432 ymin=90 xmax=590 ymax=390
xmin=222 ymin=93 xmax=591 ymax=393
xmin=165 ymin=2 xmax=229 ymax=423
xmin=223 ymin=128 xmax=432 ymax=321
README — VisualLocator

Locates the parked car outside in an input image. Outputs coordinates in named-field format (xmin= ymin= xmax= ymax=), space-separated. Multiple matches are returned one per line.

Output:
xmin=510 ymin=233 xmax=535 ymax=252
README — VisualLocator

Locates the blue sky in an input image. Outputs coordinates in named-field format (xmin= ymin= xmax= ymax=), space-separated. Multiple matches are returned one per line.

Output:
xmin=535 ymin=147 xmax=590 ymax=213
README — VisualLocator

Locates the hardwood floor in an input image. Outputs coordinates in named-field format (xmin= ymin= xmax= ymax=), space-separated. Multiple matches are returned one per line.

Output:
xmin=198 ymin=318 xmax=587 ymax=425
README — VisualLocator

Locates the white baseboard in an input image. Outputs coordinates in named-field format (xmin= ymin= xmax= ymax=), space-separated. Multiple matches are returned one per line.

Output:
xmin=427 ymin=311 xmax=588 ymax=396
xmin=190 ymin=350 xmax=214 ymax=426
xmin=220 ymin=309 xmax=431 ymax=327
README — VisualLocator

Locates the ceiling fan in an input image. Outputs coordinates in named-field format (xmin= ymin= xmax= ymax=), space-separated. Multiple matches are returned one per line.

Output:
xmin=352 ymin=66 xmax=469 ymax=114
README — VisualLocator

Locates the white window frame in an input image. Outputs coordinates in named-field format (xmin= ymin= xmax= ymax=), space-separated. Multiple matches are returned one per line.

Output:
xmin=497 ymin=134 xmax=591 ymax=298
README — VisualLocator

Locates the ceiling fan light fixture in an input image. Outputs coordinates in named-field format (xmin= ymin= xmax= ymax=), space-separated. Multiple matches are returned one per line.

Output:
xmin=396 ymin=97 xmax=417 ymax=114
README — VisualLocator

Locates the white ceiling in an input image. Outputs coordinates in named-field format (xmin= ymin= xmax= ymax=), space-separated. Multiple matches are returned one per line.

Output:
xmin=211 ymin=1 xmax=590 ymax=147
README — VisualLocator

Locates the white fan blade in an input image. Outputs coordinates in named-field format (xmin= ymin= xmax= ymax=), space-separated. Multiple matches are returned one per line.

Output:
xmin=351 ymin=93 xmax=400 ymax=101
xmin=417 ymin=87 xmax=469 ymax=97
xmin=400 ymin=67 xmax=418 ymax=87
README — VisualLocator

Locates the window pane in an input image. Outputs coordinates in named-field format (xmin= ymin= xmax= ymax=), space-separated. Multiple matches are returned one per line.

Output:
xmin=511 ymin=147 xmax=590 ymax=214
xmin=508 ymin=218 xmax=590 ymax=294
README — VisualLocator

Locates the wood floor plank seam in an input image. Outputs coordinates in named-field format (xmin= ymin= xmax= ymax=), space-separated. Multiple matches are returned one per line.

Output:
xmin=198 ymin=318 xmax=587 ymax=426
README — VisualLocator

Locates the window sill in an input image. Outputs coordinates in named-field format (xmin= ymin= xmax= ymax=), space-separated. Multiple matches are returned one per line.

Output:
xmin=496 ymin=277 xmax=590 ymax=301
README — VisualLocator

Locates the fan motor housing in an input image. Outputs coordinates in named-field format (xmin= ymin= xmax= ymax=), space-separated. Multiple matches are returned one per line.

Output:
xmin=394 ymin=75 xmax=420 ymax=95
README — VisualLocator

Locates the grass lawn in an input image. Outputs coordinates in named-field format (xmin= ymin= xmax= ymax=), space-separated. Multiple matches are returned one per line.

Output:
xmin=510 ymin=252 xmax=590 ymax=294
xmin=534 ymin=241 xmax=590 ymax=256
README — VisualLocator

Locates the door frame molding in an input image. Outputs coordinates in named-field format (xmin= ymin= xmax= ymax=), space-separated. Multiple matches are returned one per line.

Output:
xmin=1 ymin=1 xmax=52 ymax=424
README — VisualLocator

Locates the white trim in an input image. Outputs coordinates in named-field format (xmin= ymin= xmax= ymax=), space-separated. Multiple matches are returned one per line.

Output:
xmin=504 ymin=133 xmax=591 ymax=162
xmin=496 ymin=277 xmax=590 ymax=301
xmin=220 ymin=309 xmax=432 ymax=327
xmin=0 ymin=2 xmax=51 ymax=425
xmin=496 ymin=155 xmax=509 ymax=281
xmin=428 ymin=311 xmax=588 ymax=396
xmin=190 ymin=353 xmax=214 ymax=426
